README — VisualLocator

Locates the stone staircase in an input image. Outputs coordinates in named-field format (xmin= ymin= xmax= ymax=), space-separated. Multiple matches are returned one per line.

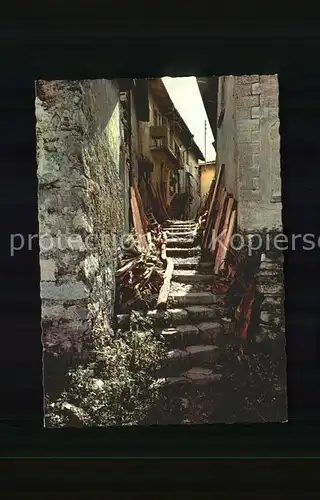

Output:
xmin=157 ymin=220 xmax=229 ymax=423
xmin=117 ymin=219 xmax=232 ymax=424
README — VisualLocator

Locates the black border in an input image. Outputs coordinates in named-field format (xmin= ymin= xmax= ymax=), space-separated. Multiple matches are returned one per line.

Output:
xmin=0 ymin=15 xmax=320 ymax=495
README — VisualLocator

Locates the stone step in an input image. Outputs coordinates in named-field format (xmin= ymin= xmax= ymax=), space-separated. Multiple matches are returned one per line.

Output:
xmin=157 ymin=369 xmax=223 ymax=392
xmin=166 ymin=239 xmax=196 ymax=248
xmin=172 ymin=270 xmax=215 ymax=282
xmin=160 ymin=321 xmax=223 ymax=347
xmin=172 ymin=258 xmax=201 ymax=269
xmin=116 ymin=305 xmax=226 ymax=330
xmin=168 ymin=292 xmax=225 ymax=307
xmin=186 ymin=305 xmax=226 ymax=321
xmin=166 ymin=246 xmax=201 ymax=258
xmin=160 ymin=345 xmax=220 ymax=377
xmin=166 ymin=229 xmax=196 ymax=235
xmin=165 ymin=221 xmax=196 ymax=226
xmin=172 ymin=258 xmax=212 ymax=270
xmin=156 ymin=366 xmax=222 ymax=388
xmin=166 ymin=226 xmax=195 ymax=231
xmin=167 ymin=232 xmax=195 ymax=239
xmin=164 ymin=220 xmax=195 ymax=226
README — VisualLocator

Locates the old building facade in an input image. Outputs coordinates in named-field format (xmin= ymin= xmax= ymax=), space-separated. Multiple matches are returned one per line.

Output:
xmin=146 ymin=79 xmax=204 ymax=219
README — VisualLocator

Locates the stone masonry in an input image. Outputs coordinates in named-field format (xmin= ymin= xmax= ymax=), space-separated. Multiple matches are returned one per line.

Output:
xmin=216 ymin=75 xmax=284 ymax=348
xmin=236 ymin=74 xmax=281 ymax=231
xmin=256 ymin=250 xmax=285 ymax=344
xmin=36 ymin=80 xmax=125 ymax=396
xmin=217 ymin=74 xmax=281 ymax=232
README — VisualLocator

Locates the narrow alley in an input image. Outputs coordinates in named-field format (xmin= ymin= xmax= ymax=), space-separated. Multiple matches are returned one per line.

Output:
xmin=36 ymin=76 xmax=287 ymax=427
xmin=145 ymin=218 xmax=228 ymax=424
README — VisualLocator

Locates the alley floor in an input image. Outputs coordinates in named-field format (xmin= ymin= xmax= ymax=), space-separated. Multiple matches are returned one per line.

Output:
xmin=118 ymin=219 xmax=237 ymax=425
xmin=155 ymin=219 xmax=230 ymax=424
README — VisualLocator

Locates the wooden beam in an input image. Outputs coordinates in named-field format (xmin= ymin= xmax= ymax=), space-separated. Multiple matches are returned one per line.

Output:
xmin=214 ymin=197 xmax=234 ymax=274
xmin=209 ymin=188 xmax=227 ymax=255
xmin=157 ymin=230 xmax=174 ymax=310
xmin=219 ymin=209 xmax=236 ymax=273
xmin=130 ymin=187 xmax=148 ymax=250
xmin=132 ymin=177 xmax=148 ymax=234
xmin=157 ymin=257 xmax=174 ymax=310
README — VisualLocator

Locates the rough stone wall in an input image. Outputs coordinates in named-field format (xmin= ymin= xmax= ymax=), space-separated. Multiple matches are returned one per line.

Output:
xmin=216 ymin=75 xmax=284 ymax=346
xmin=216 ymin=74 xmax=281 ymax=232
xmin=36 ymin=79 xmax=125 ymax=394
xmin=255 ymin=250 xmax=285 ymax=344
xmin=235 ymin=74 xmax=281 ymax=231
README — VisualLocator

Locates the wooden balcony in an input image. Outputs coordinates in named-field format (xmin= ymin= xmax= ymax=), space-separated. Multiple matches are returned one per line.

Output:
xmin=150 ymin=126 xmax=182 ymax=167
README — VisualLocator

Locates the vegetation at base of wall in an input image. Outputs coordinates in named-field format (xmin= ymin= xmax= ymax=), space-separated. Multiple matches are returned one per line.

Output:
xmin=45 ymin=313 xmax=166 ymax=427
xmin=222 ymin=337 xmax=287 ymax=422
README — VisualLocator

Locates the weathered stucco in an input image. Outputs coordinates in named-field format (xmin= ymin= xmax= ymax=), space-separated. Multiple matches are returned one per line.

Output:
xmin=217 ymin=74 xmax=281 ymax=232
xmin=200 ymin=164 xmax=215 ymax=199
xmin=216 ymin=76 xmax=237 ymax=197
xmin=148 ymin=90 xmax=201 ymax=218
xmin=36 ymin=79 xmax=125 ymax=395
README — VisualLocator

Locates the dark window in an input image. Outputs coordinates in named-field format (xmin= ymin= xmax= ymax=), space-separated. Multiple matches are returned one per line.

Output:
xmin=153 ymin=107 xmax=158 ymax=125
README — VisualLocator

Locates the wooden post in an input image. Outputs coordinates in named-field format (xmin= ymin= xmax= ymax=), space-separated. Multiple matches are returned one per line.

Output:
xmin=214 ymin=200 xmax=235 ymax=274
xmin=157 ymin=230 xmax=174 ymax=310
xmin=157 ymin=257 xmax=174 ymax=310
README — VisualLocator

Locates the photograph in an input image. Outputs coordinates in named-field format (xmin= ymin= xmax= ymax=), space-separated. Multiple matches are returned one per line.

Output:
xmin=34 ymin=75 xmax=287 ymax=426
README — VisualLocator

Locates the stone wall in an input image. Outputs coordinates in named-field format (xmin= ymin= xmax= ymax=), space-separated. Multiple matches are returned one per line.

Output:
xmin=36 ymin=79 xmax=125 ymax=395
xmin=235 ymin=75 xmax=281 ymax=231
xmin=216 ymin=74 xmax=284 ymax=345
xmin=255 ymin=250 xmax=285 ymax=343
xmin=217 ymin=74 xmax=281 ymax=232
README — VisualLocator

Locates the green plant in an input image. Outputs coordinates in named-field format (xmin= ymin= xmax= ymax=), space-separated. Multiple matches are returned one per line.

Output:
xmin=45 ymin=321 xmax=166 ymax=427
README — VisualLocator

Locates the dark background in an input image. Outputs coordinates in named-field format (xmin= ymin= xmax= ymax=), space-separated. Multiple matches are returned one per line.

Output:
xmin=0 ymin=5 xmax=319 ymax=494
